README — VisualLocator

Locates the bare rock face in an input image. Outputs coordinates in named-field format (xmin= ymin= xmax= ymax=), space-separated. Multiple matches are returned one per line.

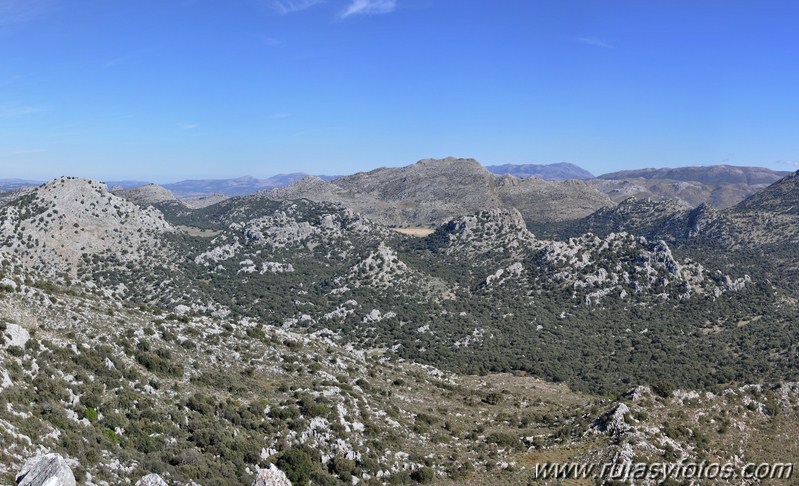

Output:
xmin=434 ymin=208 xmax=538 ymax=257
xmin=4 ymin=323 xmax=30 ymax=348
xmin=533 ymin=232 xmax=740 ymax=303
xmin=251 ymin=464 xmax=292 ymax=486
xmin=135 ymin=474 xmax=169 ymax=486
xmin=15 ymin=453 xmax=76 ymax=486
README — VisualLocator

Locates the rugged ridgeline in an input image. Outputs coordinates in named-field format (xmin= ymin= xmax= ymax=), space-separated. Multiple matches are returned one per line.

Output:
xmin=262 ymin=158 xmax=613 ymax=226
xmin=2 ymin=174 xmax=799 ymax=484
xmin=592 ymin=164 xmax=792 ymax=209
xmin=600 ymin=165 xmax=791 ymax=185
xmin=557 ymin=170 xmax=799 ymax=291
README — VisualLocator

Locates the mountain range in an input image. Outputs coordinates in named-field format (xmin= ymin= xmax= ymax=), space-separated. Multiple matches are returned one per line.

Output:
xmin=2 ymin=160 xmax=799 ymax=484
xmin=3 ymin=162 xmax=791 ymax=212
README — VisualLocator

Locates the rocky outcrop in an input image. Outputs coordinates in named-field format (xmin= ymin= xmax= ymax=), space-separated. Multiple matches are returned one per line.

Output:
xmin=534 ymin=232 xmax=739 ymax=303
xmin=15 ymin=454 xmax=76 ymax=486
xmin=251 ymin=464 xmax=292 ymax=486
xmin=135 ymin=474 xmax=169 ymax=486
xmin=432 ymin=208 xmax=539 ymax=257
xmin=4 ymin=323 xmax=30 ymax=348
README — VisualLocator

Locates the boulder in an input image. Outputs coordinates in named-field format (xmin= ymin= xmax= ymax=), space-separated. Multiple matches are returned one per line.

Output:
xmin=15 ymin=454 xmax=76 ymax=486
xmin=5 ymin=323 xmax=30 ymax=348
xmin=136 ymin=474 xmax=169 ymax=486
xmin=252 ymin=464 xmax=292 ymax=486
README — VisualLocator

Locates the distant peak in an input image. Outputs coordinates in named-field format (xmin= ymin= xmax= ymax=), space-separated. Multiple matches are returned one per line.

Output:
xmin=486 ymin=162 xmax=594 ymax=181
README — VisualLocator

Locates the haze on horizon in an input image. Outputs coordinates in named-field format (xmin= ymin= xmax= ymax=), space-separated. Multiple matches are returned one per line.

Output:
xmin=1 ymin=0 xmax=798 ymax=182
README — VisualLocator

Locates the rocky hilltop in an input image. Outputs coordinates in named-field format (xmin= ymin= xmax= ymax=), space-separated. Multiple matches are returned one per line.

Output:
xmin=0 ymin=177 xmax=173 ymax=279
xmin=264 ymin=157 xmax=612 ymax=226
xmin=113 ymin=183 xmax=178 ymax=206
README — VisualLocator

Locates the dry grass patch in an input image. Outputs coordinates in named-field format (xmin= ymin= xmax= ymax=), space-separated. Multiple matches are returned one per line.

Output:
xmin=392 ymin=227 xmax=435 ymax=237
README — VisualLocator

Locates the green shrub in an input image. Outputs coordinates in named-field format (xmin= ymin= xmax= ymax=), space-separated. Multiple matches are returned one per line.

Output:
xmin=410 ymin=467 xmax=435 ymax=483
xmin=83 ymin=407 xmax=99 ymax=423
xmin=102 ymin=428 xmax=119 ymax=445
xmin=486 ymin=431 xmax=517 ymax=448
xmin=276 ymin=446 xmax=316 ymax=485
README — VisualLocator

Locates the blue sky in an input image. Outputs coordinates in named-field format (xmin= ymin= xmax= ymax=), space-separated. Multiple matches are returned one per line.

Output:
xmin=1 ymin=0 xmax=798 ymax=182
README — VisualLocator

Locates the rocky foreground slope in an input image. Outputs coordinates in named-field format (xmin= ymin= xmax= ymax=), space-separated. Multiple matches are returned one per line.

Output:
xmin=3 ymin=280 xmax=799 ymax=485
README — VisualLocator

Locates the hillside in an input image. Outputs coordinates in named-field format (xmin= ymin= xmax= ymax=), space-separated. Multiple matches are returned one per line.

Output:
xmin=588 ymin=165 xmax=792 ymax=209
xmin=0 ymin=177 xmax=174 ymax=280
xmin=264 ymin=158 xmax=612 ymax=226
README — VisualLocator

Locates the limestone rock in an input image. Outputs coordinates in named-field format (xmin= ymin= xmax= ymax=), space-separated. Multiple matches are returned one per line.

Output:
xmin=4 ymin=323 xmax=30 ymax=348
xmin=16 ymin=453 xmax=76 ymax=486
xmin=135 ymin=474 xmax=169 ymax=486
xmin=251 ymin=464 xmax=292 ymax=486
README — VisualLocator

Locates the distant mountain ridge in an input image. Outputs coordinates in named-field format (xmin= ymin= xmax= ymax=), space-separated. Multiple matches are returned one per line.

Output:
xmin=0 ymin=178 xmax=43 ymax=190
xmin=3 ymin=162 xmax=791 ymax=210
xmin=600 ymin=164 xmax=790 ymax=185
xmin=262 ymin=157 xmax=613 ymax=225
xmin=486 ymin=162 xmax=594 ymax=180
xmin=162 ymin=174 xmax=338 ymax=198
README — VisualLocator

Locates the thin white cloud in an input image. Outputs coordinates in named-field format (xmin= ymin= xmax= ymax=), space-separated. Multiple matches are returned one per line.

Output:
xmin=0 ymin=73 xmax=24 ymax=87
xmin=262 ymin=36 xmax=283 ymax=46
xmin=272 ymin=0 xmax=324 ymax=15
xmin=100 ymin=47 xmax=162 ymax=70
xmin=777 ymin=159 xmax=799 ymax=169
xmin=0 ymin=104 xmax=43 ymax=117
xmin=0 ymin=0 xmax=52 ymax=26
xmin=573 ymin=36 xmax=614 ymax=49
xmin=13 ymin=148 xmax=46 ymax=154
xmin=340 ymin=0 xmax=395 ymax=18
xmin=178 ymin=123 xmax=199 ymax=130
